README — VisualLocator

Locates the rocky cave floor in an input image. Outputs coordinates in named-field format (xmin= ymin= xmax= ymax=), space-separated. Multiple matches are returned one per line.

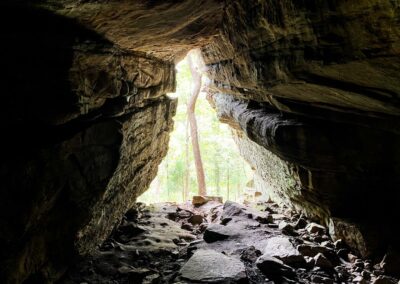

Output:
xmin=60 ymin=200 xmax=399 ymax=284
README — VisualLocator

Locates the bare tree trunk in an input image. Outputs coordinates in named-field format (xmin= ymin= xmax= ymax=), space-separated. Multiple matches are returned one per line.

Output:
xmin=183 ymin=115 xmax=190 ymax=201
xmin=187 ymin=52 xmax=207 ymax=196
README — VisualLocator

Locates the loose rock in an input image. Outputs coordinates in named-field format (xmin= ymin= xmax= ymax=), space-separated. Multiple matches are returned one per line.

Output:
xmin=263 ymin=236 xmax=305 ymax=266
xmin=311 ymin=275 xmax=334 ymax=284
xmin=256 ymin=255 xmax=296 ymax=280
xmin=188 ymin=214 xmax=204 ymax=225
xmin=279 ymin=221 xmax=296 ymax=236
xmin=179 ymin=249 xmax=247 ymax=283
xmin=203 ymin=223 xmax=235 ymax=243
xmin=297 ymin=244 xmax=332 ymax=257
xmin=306 ymin=223 xmax=326 ymax=235
xmin=314 ymin=253 xmax=333 ymax=270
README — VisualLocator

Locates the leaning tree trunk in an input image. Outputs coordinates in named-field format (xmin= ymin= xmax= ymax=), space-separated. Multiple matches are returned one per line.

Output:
xmin=183 ymin=116 xmax=190 ymax=201
xmin=187 ymin=52 xmax=207 ymax=196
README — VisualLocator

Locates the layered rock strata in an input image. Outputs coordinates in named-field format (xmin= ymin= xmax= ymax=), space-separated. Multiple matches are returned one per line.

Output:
xmin=204 ymin=0 xmax=400 ymax=259
xmin=1 ymin=0 xmax=400 ymax=282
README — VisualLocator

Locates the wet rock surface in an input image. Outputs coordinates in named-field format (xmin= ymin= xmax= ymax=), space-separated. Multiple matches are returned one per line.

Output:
xmin=60 ymin=200 xmax=400 ymax=284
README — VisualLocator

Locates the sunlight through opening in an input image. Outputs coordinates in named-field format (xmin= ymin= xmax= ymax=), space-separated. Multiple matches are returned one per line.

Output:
xmin=138 ymin=51 xmax=253 ymax=204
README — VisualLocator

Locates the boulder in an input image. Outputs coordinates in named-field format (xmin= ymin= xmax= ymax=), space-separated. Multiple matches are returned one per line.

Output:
xmin=263 ymin=237 xmax=305 ymax=266
xmin=294 ymin=217 xmax=308 ymax=230
xmin=256 ymin=255 xmax=296 ymax=279
xmin=188 ymin=214 xmax=204 ymax=225
xmin=192 ymin=196 xmax=223 ymax=206
xmin=314 ymin=253 xmax=333 ymax=270
xmin=306 ymin=223 xmax=326 ymax=235
xmin=221 ymin=201 xmax=272 ymax=223
xmin=203 ymin=224 xmax=235 ymax=243
xmin=297 ymin=244 xmax=333 ymax=257
xmin=179 ymin=250 xmax=247 ymax=283
xmin=279 ymin=221 xmax=296 ymax=236
xmin=240 ymin=246 xmax=262 ymax=263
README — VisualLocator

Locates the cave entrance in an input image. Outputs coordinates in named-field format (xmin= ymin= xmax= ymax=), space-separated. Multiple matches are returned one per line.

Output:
xmin=138 ymin=51 xmax=252 ymax=204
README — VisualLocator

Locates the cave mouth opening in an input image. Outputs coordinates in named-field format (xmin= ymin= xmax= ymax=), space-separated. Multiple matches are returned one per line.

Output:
xmin=138 ymin=50 xmax=253 ymax=205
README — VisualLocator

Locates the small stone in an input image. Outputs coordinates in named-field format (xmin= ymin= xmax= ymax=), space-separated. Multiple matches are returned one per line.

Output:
xmin=188 ymin=214 xmax=203 ymax=225
xmin=311 ymin=275 xmax=334 ymax=284
xmin=321 ymin=241 xmax=333 ymax=248
xmin=255 ymin=214 xmax=274 ymax=224
xmin=177 ymin=209 xmax=192 ymax=219
xmin=192 ymin=195 xmax=207 ymax=206
xmin=297 ymin=244 xmax=332 ymax=257
xmin=181 ymin=222 xmax=193 ymax=231
xmin=294 ymin=217 xmax=308 ymax=229
xmin=279 ymin=221 xmax=296 ymax=235
xmin=335 ymin=265 xmax=351 ymax=280
xmin=142 ymin=273 xmax=160 ymax=284
xmin=348 ymin=254 xmax=358 ymax=263
xmin=240 ymin=246 xmax=262 ymax=263
xmin=314 ymin=253 xmax=333 ymax=269
xmin=192 ymin=195 xmax=223 ymax=206
xmin=306 ymin=223 xmax=326 ymax=235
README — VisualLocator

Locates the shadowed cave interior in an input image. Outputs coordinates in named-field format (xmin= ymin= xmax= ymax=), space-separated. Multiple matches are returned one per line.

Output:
xmin=1 ymin=0 xmax=400 ymax=283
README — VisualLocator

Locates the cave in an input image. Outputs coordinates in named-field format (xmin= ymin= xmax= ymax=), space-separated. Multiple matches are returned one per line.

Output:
xmin=1 ymin=0 xmax=400 ymax=283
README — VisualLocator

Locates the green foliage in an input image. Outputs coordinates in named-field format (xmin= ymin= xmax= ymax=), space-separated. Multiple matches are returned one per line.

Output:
xmin=139 ymin=59 xmax=252 ymax=204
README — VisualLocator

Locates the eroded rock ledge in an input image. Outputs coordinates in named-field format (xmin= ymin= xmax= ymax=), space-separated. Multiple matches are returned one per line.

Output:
xmin=203 ymin=0 xmax=400 ymax=261
xmin=211 ymin=92 xmax=400 ymax=258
